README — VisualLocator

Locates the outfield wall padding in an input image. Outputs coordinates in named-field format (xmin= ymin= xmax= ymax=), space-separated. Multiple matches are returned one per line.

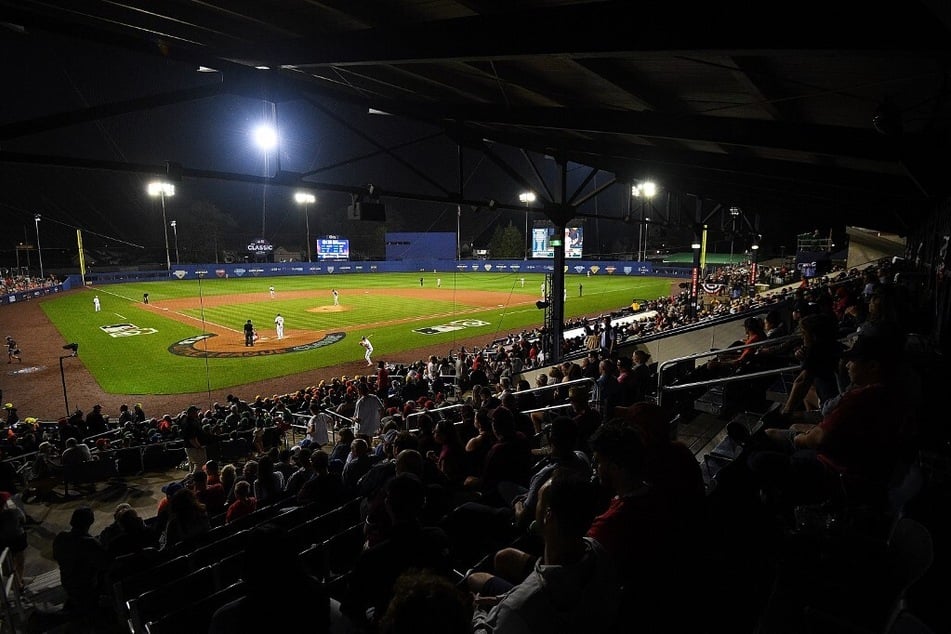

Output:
xmin=62 ymin=259 xmax=692 ymax=287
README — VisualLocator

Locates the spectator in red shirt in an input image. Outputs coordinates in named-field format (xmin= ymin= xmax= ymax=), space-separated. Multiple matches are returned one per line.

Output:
xmin=586 ymin=419 xmax=687 ymax=627
xmin=192 ymin=468 xmax=226 ymax=517
xmin=225 ymin=480 xmax=257 ymax=524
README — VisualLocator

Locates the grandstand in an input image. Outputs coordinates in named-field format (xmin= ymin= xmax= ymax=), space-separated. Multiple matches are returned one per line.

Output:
xmin=1 ymin=257 xmax=948 ymax=633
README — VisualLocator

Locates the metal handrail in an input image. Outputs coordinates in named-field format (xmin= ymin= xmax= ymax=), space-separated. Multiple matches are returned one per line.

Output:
xmin=404 ymin=403 xmax=468 ymax=432
xmin=289 ymin=408 xmax=354 ymax=446
xmin=655 ymin=334 xmax=802 ymax=408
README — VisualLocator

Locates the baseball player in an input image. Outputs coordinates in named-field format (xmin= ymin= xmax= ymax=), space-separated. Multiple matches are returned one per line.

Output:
xmin=360 ymin=336 xmax=374 ymax=366
xmin=6 ymin=336 xmax=21 ymax=364
xmin=93 ymin=295 xmax=101 ymax=312
xmin=332 ymin=289 xmax=339 ymax=306
xmin=274 ymin=313 xmax=285 ymax=340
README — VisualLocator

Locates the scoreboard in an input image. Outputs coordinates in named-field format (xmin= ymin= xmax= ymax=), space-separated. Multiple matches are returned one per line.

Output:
xmin=315 ymin=238 xmax=350 ymax=261
xmin=531 ymin=226 xmax=583 ymax=259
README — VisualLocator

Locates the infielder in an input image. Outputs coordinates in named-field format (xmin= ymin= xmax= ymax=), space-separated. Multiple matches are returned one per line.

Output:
xmin=93 ymin=295 xmax=101 ymax=312
xmin=360 ymin=336 xmax=374 ymax=366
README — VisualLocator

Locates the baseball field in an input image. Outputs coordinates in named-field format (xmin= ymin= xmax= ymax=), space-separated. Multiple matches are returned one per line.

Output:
xmin=37 ymin=272 xmax=676 ymax=395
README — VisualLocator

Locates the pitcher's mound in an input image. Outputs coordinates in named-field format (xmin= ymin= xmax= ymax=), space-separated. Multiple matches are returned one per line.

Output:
xmin=308 ymin=305 xmax=348 ymax=313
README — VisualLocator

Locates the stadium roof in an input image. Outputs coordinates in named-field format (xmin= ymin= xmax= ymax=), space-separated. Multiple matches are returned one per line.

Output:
xmin=1 ymin=1 xmax=950 ymax=254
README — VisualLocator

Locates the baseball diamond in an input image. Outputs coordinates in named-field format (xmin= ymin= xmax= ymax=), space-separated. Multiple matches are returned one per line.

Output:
xmin=5 ymin=272 xmax=677 ymax=419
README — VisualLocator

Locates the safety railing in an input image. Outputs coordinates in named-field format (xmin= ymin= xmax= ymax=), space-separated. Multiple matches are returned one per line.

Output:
xmin=655 ymin=334 xmax=802 ymax=409
xmin=0 ymin=546 xmax=26 ymax=630
xmin=288 ymin=408 xmax=358 ymax=446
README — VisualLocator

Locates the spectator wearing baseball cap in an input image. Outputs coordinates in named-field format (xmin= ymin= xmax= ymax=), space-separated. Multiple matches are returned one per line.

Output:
xmin=85 ymin=403 xmax=109 ymax=437
xmin=3 ymin=403 xmax=18 ymax=427
xmin=748 ymin=332 xmax=910 ymax=510
xmin=155 ymin=480 xmax=184 ymax=530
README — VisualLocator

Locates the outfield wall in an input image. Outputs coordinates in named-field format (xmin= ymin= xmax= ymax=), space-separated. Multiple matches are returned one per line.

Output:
xmin=0 ymin=283 xmax=66 ymax=305
xmin=63 ymin=259 xmax=692 ymax=286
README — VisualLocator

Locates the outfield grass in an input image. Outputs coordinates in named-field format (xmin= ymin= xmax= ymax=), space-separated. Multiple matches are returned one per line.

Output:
xmin=40 ymin=272 xmax=676 ymax=395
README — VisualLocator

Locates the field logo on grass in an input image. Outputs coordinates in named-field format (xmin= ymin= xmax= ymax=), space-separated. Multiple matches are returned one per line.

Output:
xmin=414 ymin=319 xmax=490 ymax=335
xmin=234 ymin=268 xmax=247 ymax=277
xmin=101 ymin=323 xmax=158 ymax=337
xmin=169 ymin=332 xmax=346 ymax=358
xmin=173 ymin=270 xmax=187 ymax=279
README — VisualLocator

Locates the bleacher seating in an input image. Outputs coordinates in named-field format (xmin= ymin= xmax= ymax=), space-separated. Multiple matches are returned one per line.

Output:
xmin=112 ymin=555 xmax=190 ymax=625
xmin=5 ymin=259 xmax=946 ymax=634
xmin=127 ymin=564 xmax=216 ymax=634
xmin=144 ymin=581 xmax=246 ymax=634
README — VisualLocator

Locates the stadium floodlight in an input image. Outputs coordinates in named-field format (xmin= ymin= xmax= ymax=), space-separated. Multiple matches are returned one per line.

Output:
xmin=170 ymin=220 xmax=180 ymax=264
xmin=147 ymin=181 xmax=175 ymax=270
xmin=253 ymin=120 xmax=279 ymax=238
xmin=252 ymin=124 xmax=278 ymax=151
xmin=519 ymin=192 xmax=536 ymax=260
xmin=34 ymin=213 xmax=44 ymax=280
xmin=632 ymin=180 xmax=658 ymax=261
xmin=294 ymin=192 xmax=316 ymax=262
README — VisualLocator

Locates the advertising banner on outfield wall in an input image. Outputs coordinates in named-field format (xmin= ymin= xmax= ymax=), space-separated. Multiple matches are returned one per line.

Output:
xmin=67 ymin=260 xmax=692 ymax=286
xmin=1 ymin=284 xmax=64 ymax=305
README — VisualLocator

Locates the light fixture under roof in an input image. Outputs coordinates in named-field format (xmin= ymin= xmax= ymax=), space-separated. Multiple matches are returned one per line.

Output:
xmin=197 ymin=65 xmax=219 ymax=73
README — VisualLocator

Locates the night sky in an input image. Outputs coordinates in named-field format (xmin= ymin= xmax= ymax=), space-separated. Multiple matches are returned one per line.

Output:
xmin=0 ymin=28 xmax=841 ymax=272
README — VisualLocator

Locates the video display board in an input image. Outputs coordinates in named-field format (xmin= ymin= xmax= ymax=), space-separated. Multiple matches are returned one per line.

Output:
xmin=531 ymin=226 xmax=583 ymax=259
xmin=315 ymin=238 xmax=350 ymax=261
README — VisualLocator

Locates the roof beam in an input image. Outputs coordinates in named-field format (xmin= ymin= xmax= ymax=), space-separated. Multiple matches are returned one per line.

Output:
xmin=407 ymin=105 xmax=900 ymax=162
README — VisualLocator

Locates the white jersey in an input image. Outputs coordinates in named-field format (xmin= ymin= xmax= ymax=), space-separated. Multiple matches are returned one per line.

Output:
xmin=306 ymin=411 xmax=332 ymax=446
xmin=353 ymin=393 xmax=384 ymax=437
